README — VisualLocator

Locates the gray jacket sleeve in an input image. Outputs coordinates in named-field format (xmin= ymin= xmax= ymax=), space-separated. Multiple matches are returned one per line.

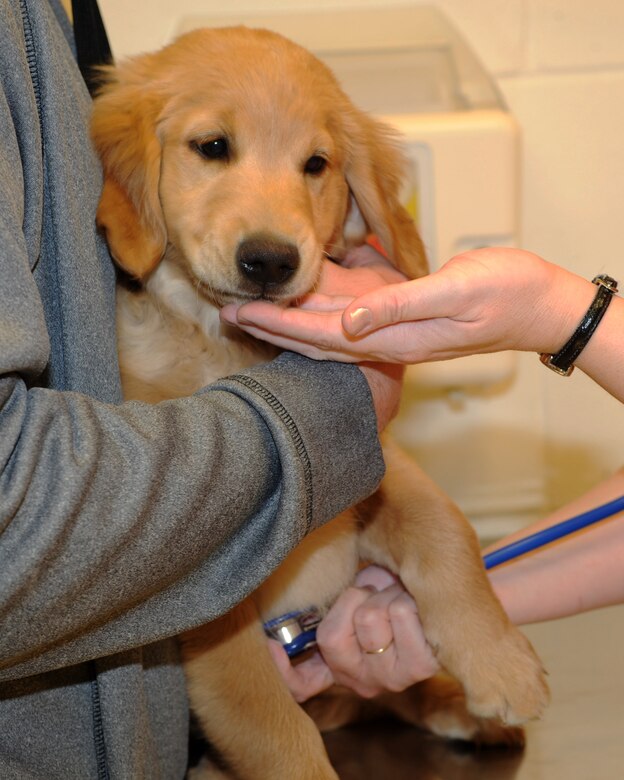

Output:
xmin=0 ymin=0 xmax=385 ymax=681
xmin=0 ymin=356 xmax=384 ymax=681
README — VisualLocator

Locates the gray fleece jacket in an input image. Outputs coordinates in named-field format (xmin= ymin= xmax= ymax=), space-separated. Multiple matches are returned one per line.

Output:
xmin=0 ymin=1 xmax=385 ymax=777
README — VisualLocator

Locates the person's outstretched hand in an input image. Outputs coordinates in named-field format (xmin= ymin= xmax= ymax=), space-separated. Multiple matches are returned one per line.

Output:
xmin=268 ymin=565 xmax=440 ymax=703
xmin=222 ymin=247 xmax=594 ymax=364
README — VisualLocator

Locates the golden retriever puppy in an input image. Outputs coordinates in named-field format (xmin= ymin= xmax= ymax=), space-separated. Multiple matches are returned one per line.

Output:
xmin=91 ymin=26 xmax=548 ymax=780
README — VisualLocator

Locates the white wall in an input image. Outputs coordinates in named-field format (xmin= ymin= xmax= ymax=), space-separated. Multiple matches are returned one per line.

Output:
xmin=98 ymin=0 xmax=624 ymax=533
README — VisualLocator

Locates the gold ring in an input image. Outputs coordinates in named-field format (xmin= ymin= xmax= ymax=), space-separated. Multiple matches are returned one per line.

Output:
xmin=364 ymin=639 xmax=394 ymax=655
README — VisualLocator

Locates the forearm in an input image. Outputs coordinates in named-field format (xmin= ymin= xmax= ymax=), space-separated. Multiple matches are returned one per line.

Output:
xmin=0 ymin=355 xmax=385 ymax=679
xmin=486 ymin=469 xmax=624 ymax=625
xmin=0 ymin=11 xmax=388 ymax=681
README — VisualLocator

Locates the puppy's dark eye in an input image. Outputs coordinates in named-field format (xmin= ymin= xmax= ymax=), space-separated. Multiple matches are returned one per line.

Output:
xmin=192 ymin=137 xmax=229 ymax=161
xmin=304 ymin=155 xmax=328 ymax=176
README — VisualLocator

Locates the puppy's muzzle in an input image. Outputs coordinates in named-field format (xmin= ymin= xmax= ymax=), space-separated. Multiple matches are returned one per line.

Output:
xmin=237 ymin=235 xmax=299 ymax=293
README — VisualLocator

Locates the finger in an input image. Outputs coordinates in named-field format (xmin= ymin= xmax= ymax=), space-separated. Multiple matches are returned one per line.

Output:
xmin=289 ymin=652 xmax=336 ymax=702
xmin=317 ymin=585 xmax=391 ymax=698
xmin=352 ymin=583 xmax=405 ymax=654
xmin=342 ymin=274 xmax=456 ymax=336
xmin=230 ymin=306 xmax=366 ymax=361
xmin=266 ymin=637 xmax=294 ymax=681
xmin=295 ymin=293 xmax=355 ymax=312
xmin=236 ymin=302 xmax=341 ymax=338
xmin=385 ymin=592 xmax=440 ymax=687
xmin=354 ymin=565 xmax=398 ymax=591
xmin=335 ymin=584 xmax=407 ymax=697
xmin=266 ymin=640 xmax=334 ymax=703
xmin=316 ymin=586 xmax=377 ymax=665
xmin=355 ymin=588 xmax=440 ymax=693
xmin=229 ymin=323 xmax=363 ymax=362
xmin=220 ymin=303 xmax=241 ymax=325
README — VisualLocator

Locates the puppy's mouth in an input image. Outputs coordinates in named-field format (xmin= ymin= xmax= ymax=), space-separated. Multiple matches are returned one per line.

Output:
xmin=197 ymin=281 xmax=296 ymax=308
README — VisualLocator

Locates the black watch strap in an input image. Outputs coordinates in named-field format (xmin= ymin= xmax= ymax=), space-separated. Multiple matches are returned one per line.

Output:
xmin=540 ymin=274 xmax=618 ymax=376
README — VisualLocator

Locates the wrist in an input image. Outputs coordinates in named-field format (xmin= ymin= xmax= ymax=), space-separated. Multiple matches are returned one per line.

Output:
xmin=539 ymin=274 xmax=618 ymax=376
xmin=359 ymin=363 xmax=405 ymax=432
xmin=524 ymin=263 xmax=597 ymax=355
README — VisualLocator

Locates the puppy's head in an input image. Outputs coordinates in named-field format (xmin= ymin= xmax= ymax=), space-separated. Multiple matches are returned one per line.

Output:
xmin=91 ymin=26 xmax=427 ymax=305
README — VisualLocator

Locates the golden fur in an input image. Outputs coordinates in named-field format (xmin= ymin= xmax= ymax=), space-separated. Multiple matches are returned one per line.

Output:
xmin=91 ymin=27 xmax=548 ymax=780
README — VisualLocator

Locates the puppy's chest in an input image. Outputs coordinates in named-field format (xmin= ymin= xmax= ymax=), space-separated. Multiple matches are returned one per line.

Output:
xmin=116 ymin=283 xmax=276 ymax=402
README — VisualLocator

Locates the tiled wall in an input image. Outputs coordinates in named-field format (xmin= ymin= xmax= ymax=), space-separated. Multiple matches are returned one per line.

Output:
xmin=100 ymin=0 xmax=624 ymax=526
xmin=492 ymin=2 xmax=624 ymax=510
xmin=434 ymin=0 xmax=624 ymax=513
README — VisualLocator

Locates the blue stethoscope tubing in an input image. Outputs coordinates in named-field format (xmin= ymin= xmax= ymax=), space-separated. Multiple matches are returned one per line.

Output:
xmin=482 ymin=494 xmax=624 ymax=570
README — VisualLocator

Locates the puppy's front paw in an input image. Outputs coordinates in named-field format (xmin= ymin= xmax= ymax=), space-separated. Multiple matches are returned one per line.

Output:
xmin=462 ymin=628 xmax=549 ymax=725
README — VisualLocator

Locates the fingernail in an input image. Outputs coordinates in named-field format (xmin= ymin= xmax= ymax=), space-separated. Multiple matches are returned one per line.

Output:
xmin=360 ymin=584 xmax=378 ymax=594
xmin=348 ymin=307 xmax=372 ymax=335
xmin=219 ymin=306 xmax=238 ymax=325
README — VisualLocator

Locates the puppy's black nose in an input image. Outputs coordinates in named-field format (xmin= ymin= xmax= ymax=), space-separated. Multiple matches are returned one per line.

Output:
xmin=237 ymin=236 xmax=299 ymax=289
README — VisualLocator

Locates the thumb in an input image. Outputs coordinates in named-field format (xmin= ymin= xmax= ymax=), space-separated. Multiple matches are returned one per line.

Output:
xmin=342 ymin=271 xmax=458 ymax=336
xmin=341 ymin=279 xmax=426 ymax=336
xmin=266 ymin=640 xmax=334 ymax=702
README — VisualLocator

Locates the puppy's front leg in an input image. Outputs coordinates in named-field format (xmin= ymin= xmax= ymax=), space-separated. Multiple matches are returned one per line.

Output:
xmin=358 ymin=438 xmax=549 ymax=726
xmin=181 ymin=598 xmax=338 ymax=780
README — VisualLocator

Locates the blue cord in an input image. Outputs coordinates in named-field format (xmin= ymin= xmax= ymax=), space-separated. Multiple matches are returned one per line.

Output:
xmin=482 ymin=494 xmax=624 ymax=570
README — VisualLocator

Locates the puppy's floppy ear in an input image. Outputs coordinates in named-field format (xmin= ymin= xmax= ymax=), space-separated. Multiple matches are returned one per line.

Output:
xmin=90 ymin=64 xmax=167 ymax=279
xmin=343 ymin=111 xmax=428 ymax=279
